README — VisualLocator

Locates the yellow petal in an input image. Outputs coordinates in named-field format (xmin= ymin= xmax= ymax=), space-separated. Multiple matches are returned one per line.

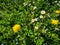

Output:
xmin=55 ymin=10 xmax=60 ymax=14
xmin=13 ymin=24 xmax=21 ymax=32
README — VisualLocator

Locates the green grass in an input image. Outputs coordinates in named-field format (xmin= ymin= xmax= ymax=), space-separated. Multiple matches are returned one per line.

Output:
xmin=0 ymin=0 xmax=60 ymax=45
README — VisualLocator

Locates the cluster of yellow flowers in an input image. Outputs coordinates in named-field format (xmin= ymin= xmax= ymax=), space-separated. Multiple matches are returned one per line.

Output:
xmin=51 ymin=10 xmax=60 ymax=25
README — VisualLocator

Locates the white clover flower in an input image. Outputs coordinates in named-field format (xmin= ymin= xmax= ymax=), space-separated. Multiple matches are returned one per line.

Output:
xmin=54 ymin=1 xmax=57 ymax=3
xmin=33 ymin=2 xmax=35 ymax=3
xmin=31 ymin=18 xmax=38 ymax=23
xmin=35 ymin=37 xmax=38 ymax=39
xmin=59 ymin=1 xmax=60 ymax=3
xmin=1 ymin=43 xmax=4 ymax=45
xmin=23 ymin=3 xmax=27 ymax=6
xmin=39 ymin=15 xmax=43 ymax=18
xmin=40 ymin=23 xmax=43 ymax=25
xmin=34 ymin=26 xmax=39 ymax=30
xmin=55 ymin=28 xmax=59 ymax=31
xmin=45 ymin=29 xmax=48 ymax=32
xmin=34 ymin=18 xmax=38 ymax=21
xmin=29 ymin=4 xmax=31 ymax=6
xmin=33 ymin=6 xmax=37 ymax=10
xmin=31 ymin=11 xmax=34 ymax=14
xmin=57 ymin=3 xmax=60 ymax=6
xmin=16 ymin=42 xmax=18 ymax=45
xmin=17 ymin=35 xmax=20 ymax=37
xmin=31 ymin=19 xmax=35 ymax=23
xmin=41 ymin=10 xmax=46 ymax=14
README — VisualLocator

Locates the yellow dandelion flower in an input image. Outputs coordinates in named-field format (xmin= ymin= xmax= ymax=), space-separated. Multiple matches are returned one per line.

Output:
xmin=51 ymin=20 xmax=59 ymax=25
xmin=12 ymin=24 xmax=21 ymax=32
xmin=55 ymin=10 xmax=60 ymax=14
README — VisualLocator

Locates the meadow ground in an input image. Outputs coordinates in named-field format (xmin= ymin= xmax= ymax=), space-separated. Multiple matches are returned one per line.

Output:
xmin=0 ymin=0 xmax=60 ymax=45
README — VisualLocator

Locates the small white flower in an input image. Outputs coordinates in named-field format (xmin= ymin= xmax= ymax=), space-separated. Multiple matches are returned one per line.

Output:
xmin=45 ymin=29 xmax=48 ymax=32
xmin=31 ymin=19 xmax=35 ymax=23
xmin=1 ymin=43 xmax=4 ymax=45
xmin=35 ymin=37 xmax=38 ymax=39
xmin=34 ymin=18 xmax=38 ymax=21
xmin=32 ymin=11 xmax=34 ymax=14
xmin=16 ymin=42 xmax=18 ymax=44
xmin=33 ymin=2 xmax=35 ymax=3
xmin=55 ymin=28 xmax=59 ymax=31
xmin=33 ymin=6 xmax=37 ymax=10
xmin=57 ymin=3 xmax=60 ymax=6
xmin=17 ymin=35 xmax=20 ymax=37
xmin=54 ymin=1 xmax=57 ymax=3
xmin=39 ymin=15 xmax=43 ymax=18
xmin=23 ymin=3 xmax=27 ymax=6
xmin=34 ymin=26 xmax=39 ymax=30
xmin=31 ymin=18 xmax=38 ymax=23
xmin=29 ymin=4 xmax=31 ymax=6
xmin=41 ymin=10 xmax=46 ymax=14
xmin=59 ymin=1 xmax=60 ymax=3
xmin=40 ymin=23 xmax=43 ymax=25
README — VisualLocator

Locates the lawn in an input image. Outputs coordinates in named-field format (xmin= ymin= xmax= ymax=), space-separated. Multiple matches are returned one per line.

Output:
xmin=0 ymin=0 xmax=60 ymax=45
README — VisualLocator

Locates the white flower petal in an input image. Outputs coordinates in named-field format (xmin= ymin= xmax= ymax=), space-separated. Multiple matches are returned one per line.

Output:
xmin=41 ymin=10 xmax=46 ymax=14
xmin=40 ymin=15 xmax=43 ymax=18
